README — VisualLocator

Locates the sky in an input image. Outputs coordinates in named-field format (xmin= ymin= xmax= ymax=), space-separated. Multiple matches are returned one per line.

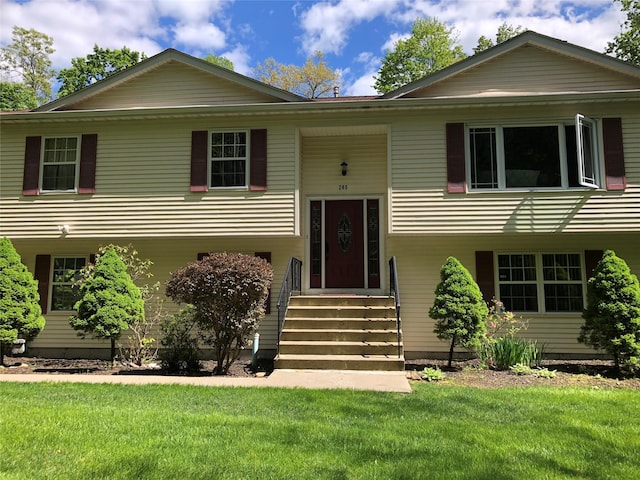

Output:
xmin=0 ymin=0 xmax=627 ymax=96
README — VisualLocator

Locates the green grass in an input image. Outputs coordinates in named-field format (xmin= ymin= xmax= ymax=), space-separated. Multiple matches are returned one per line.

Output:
xmin=1 ymin=383 xmax=639 ymax=480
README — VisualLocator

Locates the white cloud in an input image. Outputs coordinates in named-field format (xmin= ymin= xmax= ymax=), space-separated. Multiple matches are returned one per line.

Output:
xmin=298 ymin=0 xmax=402 ymax=55
xmin=345 ymin=69 xmax=378 ymax=96
xmin=173 ymin=22 xmax=226 ymax=49
xmin=221 ymin=44 xmax=252 ymax=76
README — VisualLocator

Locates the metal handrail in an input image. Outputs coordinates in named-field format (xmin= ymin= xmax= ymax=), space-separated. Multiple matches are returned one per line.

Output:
xmin=389 ymin=256 xmax=402 ymax=358
xmin=276 ymin=257 xmax=302 ymax=352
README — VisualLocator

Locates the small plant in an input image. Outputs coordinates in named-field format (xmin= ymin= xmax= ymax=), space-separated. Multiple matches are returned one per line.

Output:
xmin=421 ymin=367 xmax=446 ymax=382
xmin=159 ymin=307 xmax=201 ymax=373
xmin=479 ymin=300 xmax=544 ymax=370
xmin=534 ymin=367 xmax=557 ymax=379
xmin=510 ymin=363 xmax=532 ymax=375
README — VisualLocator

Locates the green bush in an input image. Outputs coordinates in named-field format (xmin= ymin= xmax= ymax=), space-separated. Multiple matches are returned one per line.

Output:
xmin=0 ymin=237 xmax=45 ymax=365
xmin=430 ymin=256 xmax=488 ymax=368
xmin=579 ymin=250 xmax=640 ymax=374
xmin=70 ymin=247 xmax=144 ymax=360
xmin=166 ymin=252 xmax=272 ymax=375
xmin=480 ymin=336 xmax=541 ymax=370
xmin=159 ymin=307 xmax=201 ymax=373
xmin=420 ymin=367 xmax=446 ymax=382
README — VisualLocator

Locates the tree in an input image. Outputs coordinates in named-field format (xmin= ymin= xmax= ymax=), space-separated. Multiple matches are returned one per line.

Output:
xmin=0 ymin=26 xmax=55 ymax=104
xmin=373 ymin=17 xmax=467 ymax=94
xmin=57 ymin=45 xmax=147 ymax=98
xmin=76 ymin=243 xmax=161 ymax=365
xmin=606 ymin=0 xmax=640 ymax=66
xmin=203 ymin=53 xmax=234 ymax=70
xmin=165 ymin=252 xmax=273 ymax=374
xmin=253 ymin=51 xmax=340 ymax=98
xmin=429 ymin=256 xmax=488 ymax=368
xmin=69 ymin=247 xmax=144 ymax=360
xmin=473 ymin=23 xmax=526 ymax=54
xmin=0 ymin=82 xmax=38 ymax=111
xmin=0 ymin=237 xmax=45 ymax=366
xmin=578 ymin=250 xmax=640 ymax=374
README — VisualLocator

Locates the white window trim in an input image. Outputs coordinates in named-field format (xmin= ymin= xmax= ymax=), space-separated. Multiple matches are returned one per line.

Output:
xmin=49 ymin=255 xmax=88 ymax=313
xmin=39 ymin=135 xmax=81 ymax=193
xmin=208 ymin=129 xmax=250 ymax=190
xmin=575 ymin=114 xmax=600 ymax=189
xmin=466 ymin=116 xmax=602 ymax=192
xmin=495 ymin=252 xmax=586 ymax=314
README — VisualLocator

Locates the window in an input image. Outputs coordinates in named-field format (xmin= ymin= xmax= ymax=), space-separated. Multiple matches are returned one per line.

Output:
xmin=210 ymin=131 xmax=248 ymax=188
xmin=51 ymin=256 xmax=86 ymax=311
xmin=41 ymin=137 xmax=79 ymax=191
xmin=467 ymin=115 xmax=600 ymax=190
xmin=497 ymin=253 xmax=584 ymax=313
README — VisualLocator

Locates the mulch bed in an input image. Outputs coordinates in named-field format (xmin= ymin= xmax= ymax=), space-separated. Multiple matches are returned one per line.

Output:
xmin=2 ymin=356 xmax=639 ymax=389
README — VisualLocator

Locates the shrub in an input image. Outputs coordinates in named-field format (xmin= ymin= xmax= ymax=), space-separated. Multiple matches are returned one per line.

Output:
xmin=159 ymin=307 xmax=201 ymax=373
xmin=0 ymin=237 xmax=45 ymax=365
xmin=166 ymin=252 xmax=273 ymax=375
xmin=478 ymin=300 xmax=544 ymax=370
xmin=77 ymin=244 xmax=163 ymax=365
xmin=70 ymin=247 xmax=144 ymax=360
xmin=430 ymin=256 xmax=488 ymax=367
xmin=421 ymin=367 xmax=446 ymax=382
xmin=578 ymin=250 xmax=640 ymax=375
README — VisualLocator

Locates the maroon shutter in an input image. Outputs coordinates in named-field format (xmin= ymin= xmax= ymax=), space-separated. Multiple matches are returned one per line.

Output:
xmin=78 ymin=134 xmax=98 ymax=194
xmin=446 ymin=123 xmax=466 ymax=193
xmin=190 ymin=131 xmax=208 ymax=192
xmin=584 ymin=250 xmax=604 ymax=279
xmin=255 ymin=252 xmax=271 ymax=314
xmin=475 ymin=251 xmax=495 ymax=304
xmin=23 ymin=136 xmax=42 ymax=196
xmin=249 ymin=129 xmax=267 ymax=191
xmin=34 ymin=254 xmax=51 ymax=314
xmin=602 ymin=118 xmax=626 ymax=191
xmin=89 ymin=254 xmax=96 ymax=265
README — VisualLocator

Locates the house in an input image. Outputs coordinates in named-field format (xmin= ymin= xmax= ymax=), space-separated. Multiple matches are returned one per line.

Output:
xmin=1 ymin=31 xmax=638 ymax=364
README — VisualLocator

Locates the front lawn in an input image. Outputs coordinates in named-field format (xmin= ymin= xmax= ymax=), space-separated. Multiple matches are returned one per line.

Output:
xmin=0 ymin=383 xmax=638 ymax=479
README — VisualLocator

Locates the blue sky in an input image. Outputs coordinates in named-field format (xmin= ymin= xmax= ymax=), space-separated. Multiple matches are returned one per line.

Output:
xmin=0 ymin=0 xmax=626 ymax=95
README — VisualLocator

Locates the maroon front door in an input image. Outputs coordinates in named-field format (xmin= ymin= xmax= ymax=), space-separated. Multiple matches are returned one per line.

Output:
xmin=324 ymin=200 xmax=364 ymax=288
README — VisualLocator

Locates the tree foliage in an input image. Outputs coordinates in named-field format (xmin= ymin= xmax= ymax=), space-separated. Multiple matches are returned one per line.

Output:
xmin=0 ymin=26 xmax=55 ymax=104
xmin=254 ymin=51 xmax=340 ymax=98
xmin=473 ymin=23 xmax=526 ymax=54
xmin=0 ymin=237 xmax=45 ymax=365
xmin=57 ymin=45 xmax=147 ymax=98
xmin=430 ymin=256 xmax=488 ymax=367
xmin=606 ymin=0 xmax=640 ymax=66
xmin=165 ymin=252 xmax=273 ymax=374
xmin=0 ymin=81 xmax=38 ymax=111
xmin=373 ymin=17 xmax=467 ymax=94
xmin=203 ymin=53 xmax=234 ymax=70
xmin=70 ymin=247 xmax=144 ymax=360
xmin=578 ymin=250 xmax=640 ymax=374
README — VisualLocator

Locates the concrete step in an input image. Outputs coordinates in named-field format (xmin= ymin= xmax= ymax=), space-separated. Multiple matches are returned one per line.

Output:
xmin=280 ymin=328 xmax=399 ymax=342
xmin=285 ymin=305 xmax=396 ymax=319
xmin=279 ymin=340 xmax=402 ymax=356
xmin=275 ymin=354 xmax=405 ymax=371
xmin=289 ymin=295 xmax=395 ymax=307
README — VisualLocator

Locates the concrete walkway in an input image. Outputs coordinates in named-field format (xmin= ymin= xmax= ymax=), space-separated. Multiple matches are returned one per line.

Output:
xmin=0 ymin=369 xmax=412 ymax=393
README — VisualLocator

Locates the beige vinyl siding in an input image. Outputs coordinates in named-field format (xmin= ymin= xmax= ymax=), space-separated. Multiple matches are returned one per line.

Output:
xmin=12 ymin=237 xmax=304 ymax=352
xmin=387 ymin=232 xmax=640 ymax=356
xmin=390 ymin=103 xmax=640 ymax=234
xmin=301 ymin=133 xmax=387 ymax=197
xmin=0 ymin=118 xmax=298 ymax=238
xmin=408 ymin=45 xmax=640 ymax=98
xmin=64 ymin=61 xmax=282 ymax=110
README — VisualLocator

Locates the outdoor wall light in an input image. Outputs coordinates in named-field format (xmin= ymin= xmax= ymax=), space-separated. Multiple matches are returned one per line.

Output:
xmin=58 ymin=224 xmax=70 ymax=235
xmin=341 ymin=161 xmax=349 ymax=176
